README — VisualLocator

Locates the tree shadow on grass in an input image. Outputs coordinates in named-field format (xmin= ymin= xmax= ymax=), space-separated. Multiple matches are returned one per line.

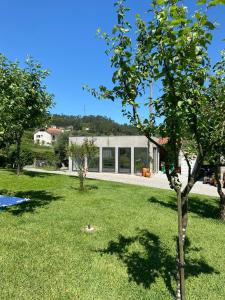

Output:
xmin=23 ymin=170 xmax=58 ymax=178
xmin=70 ymin=184 xmax=99 ymax=191
xmin=98 ymin=229 xmax=218 ymax=297
xmin=0 ymin=189 xmax=62 ymax=216
xmin=148 ymin=195 xmax=218 ymax=219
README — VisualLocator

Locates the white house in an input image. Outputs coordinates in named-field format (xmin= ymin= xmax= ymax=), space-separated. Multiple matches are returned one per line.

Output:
xmin=34 ymin=127 xmax=64 ymax=146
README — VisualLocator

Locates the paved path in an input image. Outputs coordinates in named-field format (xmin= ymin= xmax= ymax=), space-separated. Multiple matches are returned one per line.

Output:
xmin=24 ymin=167 xmax=224 ymax=197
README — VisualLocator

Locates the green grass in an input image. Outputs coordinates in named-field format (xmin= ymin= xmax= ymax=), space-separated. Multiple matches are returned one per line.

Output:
xmin=0 ymin=169 xmax=224 ymax=300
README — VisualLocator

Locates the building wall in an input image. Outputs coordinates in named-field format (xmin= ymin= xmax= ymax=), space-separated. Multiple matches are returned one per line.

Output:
xmin=180 ymin=153 xmax=197 ymax=177
xmin=34 ymin=131 xmax=52 ymax=146
xmin=220 ymin=166 xmax=225 ymax=180
xmin=69 ymin=136 xmax=160 ymax=174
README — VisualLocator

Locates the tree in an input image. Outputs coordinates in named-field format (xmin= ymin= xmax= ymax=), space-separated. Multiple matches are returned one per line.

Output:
xmin=7 ymin=146 xmax=34 ymax=169
xmin=200 ymin=52 xmax=225 ymax=219
xmin=85 ymin=0 xmax=225 ymax=298
xmin=0 ymin=55 xmax=53 ymax=175
xmin=69 ymin=139 xmax=97 ymax=191
xmin=54 ymin=131 xmax=70 ymax=166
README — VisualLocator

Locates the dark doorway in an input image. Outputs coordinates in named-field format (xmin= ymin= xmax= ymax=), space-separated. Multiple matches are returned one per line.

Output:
xmin=118 ymin=148 xmax=131 ymax=174
xmin=88 ymin=148 xmax=99 ymax=172
xmin=102 ymin=148 xmax=115 ymax=172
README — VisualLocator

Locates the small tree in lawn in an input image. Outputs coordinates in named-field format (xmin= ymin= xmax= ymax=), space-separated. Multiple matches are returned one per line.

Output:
xmin=0 ymin=55 xmax=53 ymax=175
xmin=85 ymin=0 xmax=225 ymax=298
xmin=69 ymin=139 xmax=97 ymax=191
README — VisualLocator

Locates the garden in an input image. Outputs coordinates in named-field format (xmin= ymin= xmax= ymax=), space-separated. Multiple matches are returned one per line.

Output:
xmin=0 ymin=169 xmax=224 ymax=300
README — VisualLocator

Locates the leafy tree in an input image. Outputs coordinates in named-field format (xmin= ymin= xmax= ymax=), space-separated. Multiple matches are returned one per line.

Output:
xmin=86 ymin=0 xmax=225 ymax=298
xmin=200 ymin=52 xmax=225 ymax=219
xmin=7 ymin=147 xmax=34 ymax=170
xmin=33 ymin=150 xmax=59 ymax=168
xmin=54 ymin=131 xmax=70 ymax=166
xmin=0 ymin=55 xmax=53 ymax=175
xmin=69 ymin=139 xmax=97 ymax=191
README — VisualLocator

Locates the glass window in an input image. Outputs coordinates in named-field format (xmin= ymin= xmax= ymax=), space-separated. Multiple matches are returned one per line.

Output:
xmin=102 ymin=148 xmax=115 ymax=172
xmin=134 ymin=148 xmax=148 ymax=173
xmin=72 ymin=156 xmax=83 ymax=171
xmin=88 ymin=148 xmax=99 ymax=172
xmin=118 ymin=148 xmax=131 ymax=174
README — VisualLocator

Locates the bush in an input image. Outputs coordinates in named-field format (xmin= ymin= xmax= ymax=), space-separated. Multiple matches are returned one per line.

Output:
xmin=7 ymin=147 xmax=34 ymax=169
xmin=33 ymin=151 xmax=59 ymax=168
xmin=0 ymin=153 xmax=7 ymax=168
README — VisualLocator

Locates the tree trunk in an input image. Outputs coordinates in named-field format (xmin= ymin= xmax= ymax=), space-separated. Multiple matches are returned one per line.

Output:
xmin=215 ymin=166 xmax=225 ymax=221
xmin=181 ymin=153 xmax=203 ymax=240
xmin=164 ymin=152 xmax=204 ymax=299
xmin=16 ymin=137 xmax=21 ymax=176
xmin=176 ymin=189 xmax=185 ymax=300
xmin=219 ymin=193 xmax=225 ymax=221
xmin=78 ymin=170 xmax=85 ymax=191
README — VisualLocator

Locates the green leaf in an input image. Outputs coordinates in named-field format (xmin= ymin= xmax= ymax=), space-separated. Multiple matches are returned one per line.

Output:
xmin=209 ymin=0 xmax=225 ymax=6
xmin=156 ymin=0 xmax=165 ymax=4
xmin=197 ymin=0 xmax=207 ymax=4
xmin=170 ymin=19 xmax=186 ymax=26
xmin=120 ymin=27 xmax=130 ymax=33
xmin=208 ymin=1 xmax=217 ymax=6
xmin=112 ymin=26 xmax=118 ymax=34
xmin=205 ymin=21 xmax=216 ymax=29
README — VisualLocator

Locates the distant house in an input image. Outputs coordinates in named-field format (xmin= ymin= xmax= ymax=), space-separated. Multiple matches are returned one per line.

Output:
xmin=34 ymin=127 xmax=64 ymax=146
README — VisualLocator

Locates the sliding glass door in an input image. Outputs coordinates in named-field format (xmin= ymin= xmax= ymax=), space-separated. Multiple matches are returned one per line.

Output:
xmin=118 ymin=148 xmax=131 ymax=173
xmin=102 ymin=148 xmax=115 ymax=172
xmin=134 ymin=148 xmax=148 ymax=173
xmin=88 ymin=148 xmax=99 ymax=172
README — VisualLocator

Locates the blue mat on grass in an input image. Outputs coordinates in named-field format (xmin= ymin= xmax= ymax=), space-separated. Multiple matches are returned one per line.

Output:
xmin=0 ymin=195 xmax=29 ymax=208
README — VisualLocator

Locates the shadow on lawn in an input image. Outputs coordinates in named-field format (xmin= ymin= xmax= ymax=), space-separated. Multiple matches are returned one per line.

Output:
xmin=0 ymin=169 xmax=53 ymax=178
xmin=148 ymin=195 xmax=218 ymax=219
xmin=0 ymin=189 xmax=61 ymax=216
xmin=99 ymin=229 xmax=217 ymax=297
xmin=23 ymin=170 xmax=57 ymax=178
xmin=71 ymin=184 xmax=98 ymax=191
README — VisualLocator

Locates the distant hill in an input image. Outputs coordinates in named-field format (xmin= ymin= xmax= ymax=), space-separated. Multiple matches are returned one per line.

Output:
xmin=51 ymin=114 xmax=139 ymax=136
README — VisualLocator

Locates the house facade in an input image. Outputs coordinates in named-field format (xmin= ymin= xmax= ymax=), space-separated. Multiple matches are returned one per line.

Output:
xmin=34 ymin=127 xmax=64 ymax=146
xmin=69 ymin=135 xmax=160 ymax=175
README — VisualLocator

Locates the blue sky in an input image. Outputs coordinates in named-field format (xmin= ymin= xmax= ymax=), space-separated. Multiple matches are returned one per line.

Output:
xmin=0 ymin=0 xmax=224 ymax=124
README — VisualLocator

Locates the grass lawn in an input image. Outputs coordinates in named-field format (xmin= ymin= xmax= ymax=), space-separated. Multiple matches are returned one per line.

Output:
xmin=0 ymin=169 xmax=224 ymax=300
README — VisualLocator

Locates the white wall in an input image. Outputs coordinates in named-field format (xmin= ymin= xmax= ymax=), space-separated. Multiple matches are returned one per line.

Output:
xmin=180 ymin=153 xmax=197 ymax=177
xmin=70 ymin=136 xmax=151 ymax=148
xmin=34 ymin=131 xmax=52 ymax=146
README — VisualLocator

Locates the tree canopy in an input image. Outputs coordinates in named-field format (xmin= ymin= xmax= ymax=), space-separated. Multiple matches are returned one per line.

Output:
xmin=0 ymin=54 xmax=54 ymax=174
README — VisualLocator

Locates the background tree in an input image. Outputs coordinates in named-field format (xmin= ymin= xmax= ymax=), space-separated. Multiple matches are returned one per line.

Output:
xmin=52 ymin=114 xmax=139 ymax=136
xmin=7 ymin=146 xmax=34 ymax=170
xmin=69 ymin=139 xmax=97 ymax=191
xmin=86 ymin=0 xmax=225 ymax=298
xmin=200 ymin=52 xmax=225 ymax=219
xmin=0 ymin=55 xmax=53 ymax=175
xmin=54 ymin=131 xmax=70 ymax=167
